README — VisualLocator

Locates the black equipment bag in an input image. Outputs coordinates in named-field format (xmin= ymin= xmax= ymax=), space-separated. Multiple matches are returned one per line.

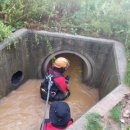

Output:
xmin=40 ymin=72 xmax=61 ymax=101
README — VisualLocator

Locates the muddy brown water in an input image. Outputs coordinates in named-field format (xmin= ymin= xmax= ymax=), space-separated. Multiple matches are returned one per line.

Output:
xmin=0 ymin=55 xmax=99 ymax=130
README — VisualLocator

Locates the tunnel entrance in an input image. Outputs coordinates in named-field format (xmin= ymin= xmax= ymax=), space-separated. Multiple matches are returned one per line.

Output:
xmin=42 ymin=51 xmax=95 ymax=86
xmin=42 ymin=53 xmax=85 ymax=80
xmin=11 ymin=71 xmax=24 ymax=87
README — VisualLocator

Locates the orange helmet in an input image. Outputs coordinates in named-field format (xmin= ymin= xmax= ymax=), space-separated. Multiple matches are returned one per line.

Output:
xmin=53 ymin=57 xmax=70 ymax=69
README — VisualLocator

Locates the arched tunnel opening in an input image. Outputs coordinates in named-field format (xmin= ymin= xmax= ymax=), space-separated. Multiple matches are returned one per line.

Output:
xmin=11 ymin=71 xmax=24 ymax=87
xmin=41 ymin=51 xmax=95 ymax=86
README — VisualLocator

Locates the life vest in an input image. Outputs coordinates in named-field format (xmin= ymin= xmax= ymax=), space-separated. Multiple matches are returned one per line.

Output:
xmin=41 ymin=101 xmax=73 ymax=130
xmin=48 ymin=68 xmax=68 ymax=93
xmin=40 ymin=68 xmax=68 ymax=101
xmin=43 ymin=121 xmax=73 ymax=130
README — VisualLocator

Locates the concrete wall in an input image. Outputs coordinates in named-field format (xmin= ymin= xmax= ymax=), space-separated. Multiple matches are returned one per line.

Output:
xmin=67 ymin=85 xmax=130 ymax=130
xmin=98 ymin=47 xmax=120 ymax=98
xmin=28 ymin=30 xmax=114 ymax=85
xmin=98 ymin=42 xmax=127 ymax=98
xmin=0 ymin=29 xmax=126 ymax=99
xmin=0 ymin=30 xmax=30 ymax=98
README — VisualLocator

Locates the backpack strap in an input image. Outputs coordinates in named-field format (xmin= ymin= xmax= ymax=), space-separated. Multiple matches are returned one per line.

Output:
xmin=41 ymin=119 xmax=50 ymax=130
xmin=48 ymin=69 xmax=66 ymax=93
xmin=49 ymin=69 xmax=63 ymax=79
xmin=42 ymin=68 xmax=64 ymax=95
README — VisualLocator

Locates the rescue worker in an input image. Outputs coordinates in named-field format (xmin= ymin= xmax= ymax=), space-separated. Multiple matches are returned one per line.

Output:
xmin=40 ymin=57 xmax=70 ymax=101
xmin=41 ymin=101 xmax=73 ymax=130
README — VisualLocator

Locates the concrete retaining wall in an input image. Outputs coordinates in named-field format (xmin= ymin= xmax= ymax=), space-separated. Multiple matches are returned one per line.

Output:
xmin=67 ymin=85 xmax=130 ymax=130
xmin=0 ymin=29 xmax=126 ymax=101
xmin=99 ymin=47 xmax=120 ymax=98
xmin=0 ymin=30 xmax=30 ymax=97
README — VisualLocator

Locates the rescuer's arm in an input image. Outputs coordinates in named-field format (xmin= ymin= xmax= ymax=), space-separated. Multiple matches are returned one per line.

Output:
xmin=65 ymin=75 xmax=70 ymax=84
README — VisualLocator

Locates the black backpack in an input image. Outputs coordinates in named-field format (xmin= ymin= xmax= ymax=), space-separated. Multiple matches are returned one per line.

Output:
xmin=40 ymin=72 xmax=61 ymax=101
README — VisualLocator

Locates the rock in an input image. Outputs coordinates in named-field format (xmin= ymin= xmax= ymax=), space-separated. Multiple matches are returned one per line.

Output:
xmin=124 ymin=93 xmax=130 ymax=100
xmin=123 ymin=110 xmax=130 ymax=118
xmin=120 ymin=118 xmax=125 ymax=123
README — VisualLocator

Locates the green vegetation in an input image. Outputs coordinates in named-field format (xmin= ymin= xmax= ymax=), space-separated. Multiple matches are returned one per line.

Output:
xmin=0 ymin=21 xmax=12 ymax=42
xmin=0 ymin=0 xmax=130 ymax=85
xmin=127 ymin=126 xmax=130 ymax=130
xmin=85 ymin=113 xmax=103 ymax=130
xmin=110 ymin=102 xmax=122 ymax=123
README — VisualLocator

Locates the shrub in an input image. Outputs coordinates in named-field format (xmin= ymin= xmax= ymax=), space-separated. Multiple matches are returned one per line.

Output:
xmin=0 ymin=0 xmax=24 ymax=25
xmin=0 ymin=21 xmax=12 ymax=42
xmin=127 ymin=126 xmax=130 ymax=130
xmin=110 ymin=103 xmax=122 ymax=123
xmin=86 ymin=113 xmax=103 ymax=130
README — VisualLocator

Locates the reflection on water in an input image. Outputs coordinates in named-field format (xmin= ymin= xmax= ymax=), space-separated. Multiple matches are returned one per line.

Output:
xmin=0 ymin=54 xmax=99 ymax=130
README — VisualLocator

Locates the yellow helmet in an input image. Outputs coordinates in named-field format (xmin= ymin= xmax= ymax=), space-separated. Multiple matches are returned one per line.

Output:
xmin=53 ymin=57 xmax=70 ymax=68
